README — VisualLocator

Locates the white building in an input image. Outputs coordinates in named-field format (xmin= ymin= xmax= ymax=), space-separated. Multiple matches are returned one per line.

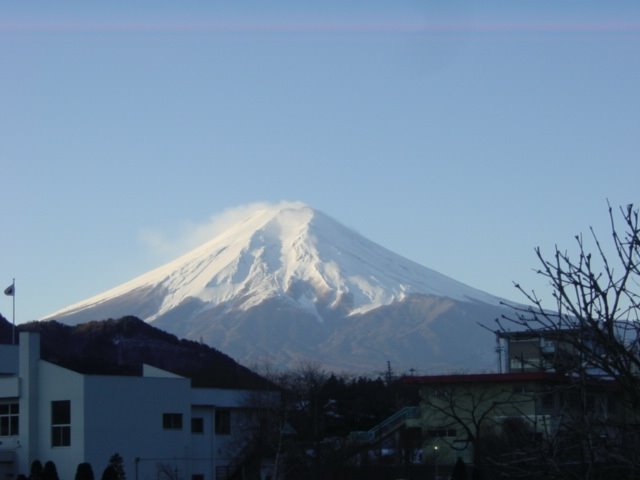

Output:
xmin=0 ymin=332 xmax=276 ymax=480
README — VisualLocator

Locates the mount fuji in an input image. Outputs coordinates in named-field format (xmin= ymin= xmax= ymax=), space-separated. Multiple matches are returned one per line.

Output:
xmin=45 ymin=202 xmax=513 ymax=374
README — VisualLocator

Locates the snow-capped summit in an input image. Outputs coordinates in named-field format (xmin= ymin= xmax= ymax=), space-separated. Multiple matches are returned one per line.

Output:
xmin=46 ymin=201 xmax=510 ymax=373
xmin=48 ymin=201 xmax=500 ymax=323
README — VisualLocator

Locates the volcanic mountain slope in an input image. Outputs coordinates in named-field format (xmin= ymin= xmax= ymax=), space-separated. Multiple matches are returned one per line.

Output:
xmin=46 ymin=202 xmax=514 ymax=373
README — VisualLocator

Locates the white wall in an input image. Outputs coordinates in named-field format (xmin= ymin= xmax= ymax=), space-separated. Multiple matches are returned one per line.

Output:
xmin=190 ymin=406 xmax=215 ymax=480
xmin=0 ymin=345 xmax=18 ymax=375
xmin=37 ymin=361 xmax=85 ymax=480
xmin=190 ymin=389 xmax=250 ymax=409
xmin=83 ymin=374 xmax=192 ymax=480
xmin=1 ymin=334 xmax=275 ymax=480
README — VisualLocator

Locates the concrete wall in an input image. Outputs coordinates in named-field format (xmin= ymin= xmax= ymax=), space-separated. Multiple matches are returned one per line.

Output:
xmin=190 ymin=405 xmax=216 ymax=480
xmin=37 ymin=361 xmax=86 ymax=480
xmin=0 ymin=345 xmax=18 ymax=375
xmin=0 ymin=342 xmax=20 ymax=480
xmin=0 ymin=333 xmax=271 ymax=480
xmin=84 ymin=374 xmax=192 ymax=480
xmin=418 ymin=381 xmax=537 ymax=465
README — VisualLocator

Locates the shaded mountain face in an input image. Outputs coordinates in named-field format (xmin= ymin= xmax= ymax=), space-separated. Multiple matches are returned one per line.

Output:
xmin=150 ymin=293 xmax=507 ymax=374
xmin=5 ymin=316 xmax=272 ymax=389
xmin=45 ymin=202 xmax=513 ymax=374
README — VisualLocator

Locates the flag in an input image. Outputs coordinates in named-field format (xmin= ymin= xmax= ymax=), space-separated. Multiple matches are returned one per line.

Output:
xmin=4 ymin=284 xmax=14 ymax=296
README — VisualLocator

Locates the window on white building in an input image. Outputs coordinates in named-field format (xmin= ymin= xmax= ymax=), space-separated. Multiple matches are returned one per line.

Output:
xmin=51 ymin=400 xmax=71 ymax=447
xmin=191 ymin=417 xmax=204 ymax=433
xmin=215 ymin=410 xmax=230 ymax=435
xmin=0 ymin=403 xmax=19 ymax=436
xmin=162 ymin=413 xmax=183 ymax=430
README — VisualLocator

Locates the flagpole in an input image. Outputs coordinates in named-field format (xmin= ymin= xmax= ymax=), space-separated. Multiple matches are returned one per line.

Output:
xmin=3 ymin=280 xmax=16 ymax=344
xmin=12 ymin=278 xmax=15 ymax=345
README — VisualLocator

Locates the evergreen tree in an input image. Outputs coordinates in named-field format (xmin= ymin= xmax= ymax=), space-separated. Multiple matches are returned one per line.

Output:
xmin=101 ymin=466 xmax=117 ymax=480
xmin=75 ymin=463 xmax=95 ymax=480
xmin=108 ymin=453 xmax=126 ymax=480
xmin=29 ymin=461 xmax=43 ymax=480
xmin=43 ymin=462 xmax=59 ymax=480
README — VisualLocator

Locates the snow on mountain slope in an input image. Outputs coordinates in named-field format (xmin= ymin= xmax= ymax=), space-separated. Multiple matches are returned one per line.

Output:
xmin=46 ymin=201 xmax=503 ymax=325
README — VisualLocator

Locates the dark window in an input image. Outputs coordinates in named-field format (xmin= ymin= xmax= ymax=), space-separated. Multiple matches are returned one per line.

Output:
xmin=163 ymin=413 xmax=183 ymax=430
xmin=215 ymin=410 xmax=231 ymax=435
xmin=51 ymin=400 xmax=71 ymax=447
xmin=0 ymin=403 xmax=19 ymax=436
xmin=52 ymin=400 xmax=70 ymax=424
xmin=192 ymin=475 xmax=204 ymax=480
xmin=191 ymin=417 xmax=204 ymax=434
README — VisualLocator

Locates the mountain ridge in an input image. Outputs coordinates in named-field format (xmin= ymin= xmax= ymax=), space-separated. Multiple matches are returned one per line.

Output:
xmin=44 ymin=202 xmax=512 ymax=373
xmin=46 ymin=202 xmax=503 ymax=321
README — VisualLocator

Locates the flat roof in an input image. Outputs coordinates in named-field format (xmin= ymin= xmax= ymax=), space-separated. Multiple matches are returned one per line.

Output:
xmin=402 ymin=371 xmax=619 ymax=389
xmin=402 ymin=372 xmax=568 ymax=385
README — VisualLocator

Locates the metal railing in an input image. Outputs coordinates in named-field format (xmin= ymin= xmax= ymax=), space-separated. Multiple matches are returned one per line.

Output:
xmin=349 ymin=406 xmax=421 ymax=444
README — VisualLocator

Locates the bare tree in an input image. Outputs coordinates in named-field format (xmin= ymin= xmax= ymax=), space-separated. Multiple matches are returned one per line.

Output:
xmin=500 ymin=203 xmax=640 ymax=478
xmin=234 ymin=386 xmax=288 ymax=480
xmin=418 ymin=380 xmax=535 ymax=472
xmin=237 ymin=361 xmax=333 ymax=480
xmin=503 ymin=204 xmax=640 ymax=394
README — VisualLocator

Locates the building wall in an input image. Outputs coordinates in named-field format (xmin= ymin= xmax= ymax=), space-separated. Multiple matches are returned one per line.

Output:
xmin=83 ymin=374 xmax=192 ymax=480
xmin=190 ymin=388 xmax=262 ymax=470
xmin=417 ymin=381 xmax=540 ymax=465
xmin=36 ymin=361 xmax=86 ymax=480
xmin=0 ymin=341 xmax=20 ymax=480
xmin=0 ymin=333 xmax=274 ymax=480
xmin=190 ymin=405 xmax=216 ymax=480
xmin=0 ymin=345 xmax=18 ymax=375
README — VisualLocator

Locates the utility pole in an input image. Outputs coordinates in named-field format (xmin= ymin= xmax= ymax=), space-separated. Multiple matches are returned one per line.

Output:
xmin=385 ymin=360 xmax=394 ymax=384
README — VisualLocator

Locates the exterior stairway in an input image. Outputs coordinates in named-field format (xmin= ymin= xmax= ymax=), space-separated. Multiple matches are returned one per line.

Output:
xmin=348 ymin=406 xmax=421 ymax=444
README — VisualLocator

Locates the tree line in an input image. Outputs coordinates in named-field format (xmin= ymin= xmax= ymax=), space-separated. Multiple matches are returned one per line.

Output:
xmin=20 ymin=454 xmax=125 ymax=480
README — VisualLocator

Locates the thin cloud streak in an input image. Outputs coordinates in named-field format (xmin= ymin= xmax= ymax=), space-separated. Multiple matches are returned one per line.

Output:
xmin=138 ymin=202 xmax=295 ymax=263
xmin=2 ymin=21 xmax=640 ymax=34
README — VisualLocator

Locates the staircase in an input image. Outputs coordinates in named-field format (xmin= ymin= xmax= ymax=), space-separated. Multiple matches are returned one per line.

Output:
xmin=348 ymin=406 xmax=421 ymax=444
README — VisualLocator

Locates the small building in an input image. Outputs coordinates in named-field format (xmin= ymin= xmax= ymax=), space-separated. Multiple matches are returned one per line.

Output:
xmin=404 ymin=372 xmax=564 ymax=466
xmin=497 ymin=329 xmax=582 ymax=374
xmin=0 ymin=332 xmax=277 ymax=480
xmin=403 ymin=369 xmax=622 ymax=474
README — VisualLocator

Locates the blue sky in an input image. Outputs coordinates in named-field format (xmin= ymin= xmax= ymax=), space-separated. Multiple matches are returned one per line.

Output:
xmin=1 ymin=0 xmax=639 ymax=323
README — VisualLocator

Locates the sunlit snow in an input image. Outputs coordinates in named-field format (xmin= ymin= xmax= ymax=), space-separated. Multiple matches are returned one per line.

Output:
xmin=46 ymin=201 xmax=502 ymax=323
